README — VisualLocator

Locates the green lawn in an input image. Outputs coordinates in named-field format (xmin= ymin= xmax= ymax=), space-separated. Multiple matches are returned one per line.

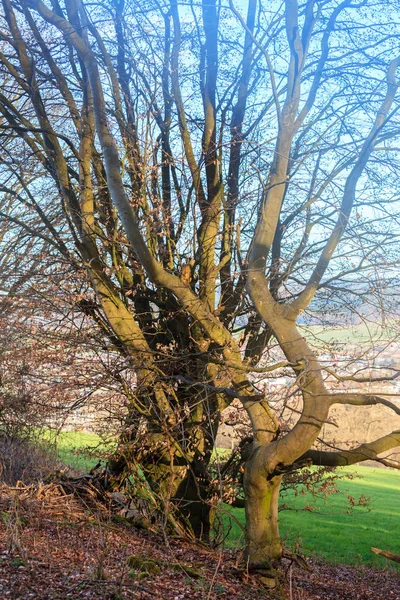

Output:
xmin=218 ymin=466 xmax=400 ymax=569
xmin=41 ymin=430 xmax=106 ymax=472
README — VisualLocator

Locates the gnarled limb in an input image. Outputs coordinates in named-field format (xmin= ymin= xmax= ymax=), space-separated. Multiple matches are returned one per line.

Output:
xmin=302 ymin=431 xmax=400 ymax=467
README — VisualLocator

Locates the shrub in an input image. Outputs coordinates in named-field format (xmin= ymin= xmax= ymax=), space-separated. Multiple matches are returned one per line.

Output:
xmin=0 ymin=432 xmax=60 ymax=485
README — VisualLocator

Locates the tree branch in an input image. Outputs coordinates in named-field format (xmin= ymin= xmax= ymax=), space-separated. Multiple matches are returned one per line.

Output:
xmin=303 ymin=431 xmax=400 ymax=467
xmin=328 ymin=393 xmax=400 ymax=416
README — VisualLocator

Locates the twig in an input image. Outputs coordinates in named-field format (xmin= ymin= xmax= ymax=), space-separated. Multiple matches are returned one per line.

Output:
xmin=207 ymin=549 xmax=223 ymax=600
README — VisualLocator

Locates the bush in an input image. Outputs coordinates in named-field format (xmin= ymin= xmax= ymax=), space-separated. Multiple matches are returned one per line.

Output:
xmin=0 ymin=432 xmax=60 ymax=485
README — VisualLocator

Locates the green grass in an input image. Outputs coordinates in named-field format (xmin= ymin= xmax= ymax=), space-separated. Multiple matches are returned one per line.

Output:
xmin=41 ymin=430 xmax=107 ymax=472
xmin=300 ymin=322 xmax=397 ymax=345
xmin=219 ymin=466 xmax=400 ymax=569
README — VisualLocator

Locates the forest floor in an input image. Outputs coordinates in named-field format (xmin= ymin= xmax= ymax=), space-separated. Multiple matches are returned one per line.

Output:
xmin=0 ymin=482 xmax=399 ymax=600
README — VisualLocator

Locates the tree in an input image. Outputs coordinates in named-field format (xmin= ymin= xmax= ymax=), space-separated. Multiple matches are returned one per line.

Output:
xmin=0 ymin=0 xmax=400 ymax=574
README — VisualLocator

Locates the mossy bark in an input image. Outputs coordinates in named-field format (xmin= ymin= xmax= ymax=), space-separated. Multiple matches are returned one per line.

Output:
xmin=107 ymin=401 xmax=215 ymax=540
xmin=174 ymin=458 xmax=214 ymax=540
xmin=244 ymin=465 xmax=283 ymax=570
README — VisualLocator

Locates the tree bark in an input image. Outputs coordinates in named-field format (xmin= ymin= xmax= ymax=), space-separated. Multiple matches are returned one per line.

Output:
xmin=106 ymin=376 xmax=218 ymax=540
xmin=174 ymin=461 xmax=214 ymax=540
xmin=371 ymin=548 xmax=400 ymax=564
xmin=244 ymin=449 xmax=283 ymax=569
xmin=107 ymin=434 xmax=213 ymax=537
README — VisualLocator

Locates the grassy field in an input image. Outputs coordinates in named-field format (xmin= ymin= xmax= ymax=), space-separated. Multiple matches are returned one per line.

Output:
xmin=41 ymin=429 xmax=105 ymax=472
xmin=220 ymin=466 xmax=400 ymax=569
xmin=50 ymin=432 xmax=399 ymax=568
xmin=300 ymin=321 xmax=397 ymax=345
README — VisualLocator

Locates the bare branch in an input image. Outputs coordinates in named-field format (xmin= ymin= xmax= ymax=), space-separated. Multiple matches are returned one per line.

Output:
xmin=303 ymin=431 xmax=400 ymax=467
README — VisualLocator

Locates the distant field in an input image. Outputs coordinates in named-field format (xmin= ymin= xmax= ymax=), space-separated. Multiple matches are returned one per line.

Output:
xmin=300 ymin=322 xmax=398 ymax=345
xmin=219 ymin=466 xmax=400 ymax=569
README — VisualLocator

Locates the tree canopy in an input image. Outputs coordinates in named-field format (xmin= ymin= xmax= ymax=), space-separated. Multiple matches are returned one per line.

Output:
xmin=1 ymin=0 xmax=400 ymax=574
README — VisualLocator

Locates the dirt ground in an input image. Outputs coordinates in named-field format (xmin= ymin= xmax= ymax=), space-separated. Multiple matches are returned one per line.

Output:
xmin=0 ymin=483 xmax=398 ymax=600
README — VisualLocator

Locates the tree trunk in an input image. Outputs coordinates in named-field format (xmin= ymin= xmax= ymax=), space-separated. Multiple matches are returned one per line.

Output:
xmin=107 ymin=395 xmax=216 ymax=540
xmin=108 ymin=441 xmax=213 ymax=536
xmin=174 ymin=461 xmax=214 ymax=540
xmin=244 ymin=464 xmax=283 ymax=570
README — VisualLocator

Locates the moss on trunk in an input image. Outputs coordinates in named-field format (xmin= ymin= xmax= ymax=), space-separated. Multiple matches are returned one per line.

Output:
xmin=244 ymin=467 xmax=283 ymax=570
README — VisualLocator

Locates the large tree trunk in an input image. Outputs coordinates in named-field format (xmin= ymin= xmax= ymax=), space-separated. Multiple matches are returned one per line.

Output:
xmin=108 ymin=437 xmax=214 ymax=537
xmin=244 ymin=464 xmax=283 ymax=570
xmin=107 ymin=377 xmax=218 ymax=539
xmin=174 ymin=459 xmax=214 ymax=540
